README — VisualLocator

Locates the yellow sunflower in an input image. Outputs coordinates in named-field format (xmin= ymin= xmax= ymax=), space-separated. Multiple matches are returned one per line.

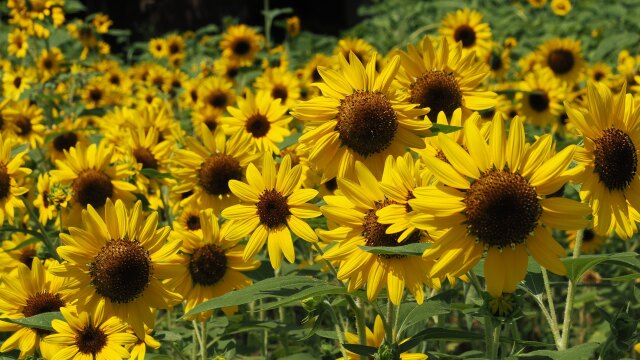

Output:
xmin=49 ymin=142 xmax=137 ymax=227
xmin=515 ymin=68 xmax=566 ymax=128
xmin=587 ymin=63 xmax=613 ymax=87
xmin=2 ymin=100 xmax=46 ymax=148
xmin=536 ymin=38 xmax=585 ymax=84
xmin=197 ymin=76 xmax=236 ymax=113
xmin=396 ymin=35 xmax=496 ymax=119
xmin=486 ymin=47 xmax=511 ymax=80
xmin=46 ymin=117 xmax=90 ymax=163
xmin=192 ymin=106 xmax=225 ymax=139
xmin=254 ymin=67 xmax=301 ymax=108
xmin=0 ymin=233 xmax=41 ymax=274
xmin=213 ymin=57 xmax=241 ymax=82
xmin=36 ymin=47 xmax=64 ymax=81
xmin=0 ymin=133 xmax=31 ymax=225
xmin=221 ymin=154 xmax=321 ymax=269
xmin=223 ymin=90 xmax=292 ymax=155
xmin=566 ymin=227 xmax=605 ymax=254
xmin=8 ymin=28 xmax=29 ymax=58
xmin=43 ymin=303 xmax=138 ymax=360
xmin=33 ymin=173 xmax=58 ymax=224
xmin=409 ymin=116 xmax=590 ymax=297
xmin=171 ymin=126 xmax=259 ymax=212
xmin=291 ymin=52 xmax=430 ymax=182
xmin=565 ymin=82 xmax=640 ymax=239
xmin=148 ymin=38 xmax=167 ymax=58
xmin=174 ymin=206 xmax=205 ymax=235
xmin=219 ymin=24 xmax=262 ymax=67
xmin=0 ymin=259 xmax=72 ymax=360
xmin=167 ymin=209 xmax=260 ymax=321
xmin=439 ymin=8 xmax=493 ymax=59
xmin=319 ymin=162 xmax=433 ymax=304
xmin=49 ymin=199 xmax=183 ymax=338
xmin=2 ymin=67 xmax=34 ymax=101
xmin=334 ymin=37 xmax=376 ymax=65
xmin=128 ymin=325 xmax=160 ymax=360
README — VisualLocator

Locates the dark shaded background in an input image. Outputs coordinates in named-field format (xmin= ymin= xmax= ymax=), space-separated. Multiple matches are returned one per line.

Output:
xmin=83 ymin=0 xmax=369 ymax=41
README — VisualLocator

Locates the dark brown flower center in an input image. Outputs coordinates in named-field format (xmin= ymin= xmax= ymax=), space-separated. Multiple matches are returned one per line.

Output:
xmin=582 ymin=229 xmax=595 ymax=243
xmin=53 ymin=132 xmax=78 ymax=152
xmin=89 ymin=89 xmax=103 ymax=102
xmin=168 ymin=43 xmax=180 ymax=55
xmin=189 ymin=244 xmax=228 ymax=286
xmin=89 ymin=239 xmax=152 ymax=304
xmin=464 ymin=170 xmax=541 ymax=249
xmin=233 ymin=40 xmax=251 ymax=56
xmin=335 ymin=90 xmax=398 ymax=158
xmin=324 ymin=178 xmax=338 ymax=192
xmin=593 ymin=128 xmax=637 ymax=191
xmin=271 ymin=85 xmax=288 ymax=103
xmin=19 ymin=248 xmax=37 ymax=267
xmin=23 ymin=291 xmax=65 ymax=318
xmin=227 ymin=67 xmax=239 ymax=79
xmin=134 ymin=147 xmax=158 ymax=170
xmin=547 ymin=49 xmax=575 ymax=75
xmin=204 ymin=119 xmax=217 ymax=131
xmin=208 ymin=92 xmax=228 ymax=109
xmin=43 ymin=59 xmax=53 ymax=70
xmin=186 ymin=215 xmax=201 ymax=231
xmin=13 ymin=76 xmax=22 ymax=89
xmin=15 ymin=116 xmax=32 ymax=136
xmin=528 ymin=92 xmax=549 ymax=112
xmin=72 ymin=169 xmax=114 ymax=208
xmin=245 ymin=114 xmax=271 ymax=138
xmin=410 ymin=70 xmax=462 ymax=119
xmin=257 ymin=188 xmax=290 ymax=229
xmin=454 ymin=25 xmax=477 ymax=48
xmin=76 ymin=325 xmax=107 ymax=355
xmin=490 ymin=53 xmax=503 ymax=71
xmin=0 ymin=163 xmax=11 ymax=200
xmin=594 ymin=71 xmax=605 ymax=82
xmin=198 ymin=154 xmax=243 ymax=196
xmin=312 ymin=69 xmax=322 ymax=82
xmin=363 ymin=199 xmax=421 ymax=258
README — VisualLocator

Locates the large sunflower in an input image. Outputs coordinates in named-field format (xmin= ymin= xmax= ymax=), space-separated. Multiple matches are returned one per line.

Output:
xmin=0 ymin=133 xmax=31 ymax=225
xmin=291 ymin=52 xmax=430 ymax=182
xmin=515 ymin=68 xmax=566 ymax=128
xmin=396 ymin=36 xmax=496 ymax=119
xmin=565 ymin=82 xmax=640 ymax=239
xmin=222 ymin=90 xmax=292 ymax=155
xmin=221 ymin=154 xmax=321 ymax=269
xmin=166 ymin=209 xmax=260 ymax=321
xmin=439 ymin=8 xmax=493 ymax=59
xmin=49 ymin=199 xmax=183 ymax=338
xmin=219 ymin=24 xmax=262 ymax=67
xmin=171 ymin=126 xmax=259 ymax=213
xmin=536 ymin=38 xmax=585 ymax=85
xmin=319 ymin=162 xmax=433 ymax=304
xmin=409 ymin=116 xmax=590 ymax=297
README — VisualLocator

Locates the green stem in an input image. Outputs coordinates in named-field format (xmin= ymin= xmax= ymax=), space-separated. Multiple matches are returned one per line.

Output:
xmin=326 ymin=301 xmax=349 ymax=360
xmin=485 ymin=316 xmax=495 ymax=359
xmin=385 ymin=300 xmax=394 ymax=343
xmin=491 ymin=323 xmax=501 ymax=359
xmin=560 ymin=228 xmax=584 ymax=350
xmin=541 ymin=266 xmax=561 ymax=347
xmin=263 ymin=0 xmax=271 ymax=48
xmin=22 ymin=197 xmax=59 ymax=260
xmin=532 ymin=294 xmax=562 ymax=346
xmin=200 ymin=321 xmax=207 ymax=360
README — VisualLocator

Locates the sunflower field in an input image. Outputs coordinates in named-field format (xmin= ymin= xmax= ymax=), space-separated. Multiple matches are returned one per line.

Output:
xmin=0 ymin=0 xmax=639 ymax=358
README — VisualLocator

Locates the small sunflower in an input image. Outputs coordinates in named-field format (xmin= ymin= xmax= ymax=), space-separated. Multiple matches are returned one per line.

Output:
xmin=537 ymin=38 xmax=585 ymax=84
xmin=197 ymin=76 xmax=236 ymax=113
xmin=486 ymin=47 xmax=511 ymax=80
xmin=319 ymin=162 xmax=433 ymax=304
xmin=565 ymin=82 xmax=640 ymax=239
xmin=49 ymin=199 xmax=183 ymax=338
xmin=334 ymin=37 xmax=376 ymax=65
xmin=396 ymin=35 xmax=496 ymax=119
xmin=254 ymin=67 xmax=301 ymax=108
xmin=36 ymin=47 xmax=64 ymax=80
xmin=587 ymin=63 xmax=613 ymax=86
xmin=165 ymin=34 xmax=185 ymax=59
xmin=174 ymin=206 xmax=205 ymax=235
xmin=46 ymin=117 xmax=89 ymax=163
xmin=0 ymin=233 xmax=41 ymax=273
xmin=43 ymin=303 xmax=137 ymax=360
xmin=219 ymin=24 xmax=262 ymax=67
xmin=167 ymin=209 xmax=260 ymax=321
xmin=2 ymin=67 xmax=34 ymax=101
xmin=410 ymin=116 xmax=590 ymax=297
xmin=221 ymin=154 xmax=321 ymax=269
xmin=291 ymin=52 xmax=430 ymax=182
xmin=515 ymin=69 xmax=566 ymax=128
xmin=439 ymin=8 xmax=493 ymax=59
xmin=148 ymin=38 xmax=167 ymax=58
xmin=566 ymin=228 xmax=605 ymax=254
xmin=192 ymin=106 xmax=224 ymax=138
xmin=0 ymin=133 xmax=31 ymax=225
xmin=213 ymin=57 xmax=241 ymax=82
xmin=2 ymin=100 xmax=46 ymax=148
xmin=8 ymin=28 xmax=29 ymax=58
xmin=223 ymin=90 xmax=292 ymax=155
xmin=551 ymin=0 xmax=572 ymax=16
xmin=33 ymin=173 xmax=57 ymax=224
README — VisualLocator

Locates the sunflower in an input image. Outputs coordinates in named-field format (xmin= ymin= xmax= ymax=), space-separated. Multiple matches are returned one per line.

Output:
xmin=0 ymin=233 xmax=41 ymax=274
xmin=439 ymin=8 xmax=493 ymax=59
xmin=49 ymin=142 xmax=137 ymax=226
xmin=0 ymin=133 xmax=31 ymax=225
xmin=254 ymin=67 xmax=301 ymax=108
xmin=32 ymin=173 xmax=58 ymax=224
xmin=551 ymin=0 xmax=572 ymax=16
xmin=566 ymin=227 xmax=605 ymax=254
xmin=43 ymin=303 xmax=137 ymax=360
xmin=565 ymin=82 xmax=640 ymax=239
xmin=171 ymin=126 xmax=259 ymax=212
xmin=46 ymin=117 xmax=90 ymax=163
xmin=223 ymin=90 xmax=291 ymax=155
xmin=219 ymin=24 xmax=262 ymax=67
xmin=0 ymin=259 xmax=73 ymax=359
xmin=81 ymin=78 xmax=112 ymax=109
xmin=515 ymin=69 xmax=566 ymax=128
xmin=192 ymin=106 xmax=225 ymax=139
xmin=2 ymin=67 xmax=34 ymax=101
xmin=49 ymin=199 xmax=182 ymax=338
xmin=319 ymin=162 xmax=433 ymax=304
xmin=174 ymin=206 xmax=205 ymax=235
xmin=340 ymin=315 xmax=428 ymax=360
xmin=128 ymin=326 xmax=160 ymax=360
xmin=8 ymin=28 xmax=29 ymax=58
xmin=486 ymin=47 xmax=511 ymax=80
xmin=213 ymin=57 xmax=241 ymax=82
xmin=409 ymin=116 xmax=590 ymax=297
xmin=396 ymin=35 xmax=496 ymax=119
xmin=148 ymin=38 xmax=168 ymax=58
xmin=2 ymin=100 xmax=46 ymax=148
xmin=197 ymin=76 xmax=236 ymax=113
xmin=291 ymin=52 xmax=430 ymax=182
xmin=36 ymin=47 xmax=64 ymax=81
xmin=334 ymin=37 xmax=376 ymax=65
xmin=165 ymin=34 xmax=185 ymax=59
xmin=167 ymin=209 xmax=260 ymax=320
xmin=587 ymin=63 xmax=613 ymax=87
xmin=536 ymin=38 xmax=585 ymax=84
xmin=221 ymin=154 xmax=321 ymax=269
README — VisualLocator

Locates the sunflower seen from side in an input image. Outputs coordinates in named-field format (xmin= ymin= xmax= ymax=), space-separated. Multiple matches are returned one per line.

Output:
xmin=409 ymin=116 xmax=590 ymax=297
xmin=221 ymin=154 xmax=321 ymax=269
xmin=49 ymin=199 xmax=183 ymax=338
xmin=319 ymin=162 xmax=433 ymax=305
xmin=166 ymin=209 xmax=260 ymax=321
xmin=565 ymin=82 xmax=640 ymax=239
xmin=291 ymin=52 xmax=430 ymax=182
xmin=0 ymin=133 xmax=31 ymax=225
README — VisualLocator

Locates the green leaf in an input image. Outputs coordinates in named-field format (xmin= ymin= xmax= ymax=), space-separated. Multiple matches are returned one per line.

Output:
xmin=0 ymin=312 xmax=64 ymax=332
xmin=278 ymin=132 xmax=301 ymax=150
xmin=517 ymin=342 xmax=600 ymax=359
xmin=256 ymin=283 xmax=347 ymax=311
xmin=397 ymin=300 xmax=450 ymax=336
xmin=359 ymin=242 xmax=430 ymax=256
xmin=140 ymin=168 xmax=175 ymax=179
xmin=602 ymin=273 xmax=640 ymax=282
xmin=428 ymin=124 xmax=463 ymax=136
xmin=108 ymin=29 xmax=132 ymax=38
xmin=63 ymin=0 xmax=86 ymax=13
xmin=154 ymin=331 xmax=183 ymax=342
xmin=184 ymin=275 xmax=325 ymax=318
xmin=561 ymin=252 xmax=640 ymax=282
xmin=11 ymin=143 xmax=29 ymax=158
xmin=342 ymin=343 xmax=378 ymax=356
xmin=398 ymin=327 xmax=484 ymax=352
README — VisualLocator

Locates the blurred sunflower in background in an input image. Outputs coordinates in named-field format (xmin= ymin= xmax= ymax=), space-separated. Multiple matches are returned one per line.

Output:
xmin=220 ymin=24 xmax=262 ymax=66
xmin=0 ymin=134 xmax=31 ymax=225
xmin=536 ymin=37 xmax=585 ymax=84
xmin=439 ymin=8 xmax=493 ymax=58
